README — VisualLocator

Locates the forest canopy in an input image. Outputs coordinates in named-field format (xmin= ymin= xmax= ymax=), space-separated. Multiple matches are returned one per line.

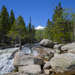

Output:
xmin=0 ymin=2 xmax=75 ymax=47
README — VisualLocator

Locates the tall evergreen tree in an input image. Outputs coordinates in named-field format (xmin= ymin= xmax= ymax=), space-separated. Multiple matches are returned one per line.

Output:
xmin=53 ymin=2 xmax=63 ymax=22
xmin=27 ymin=17 xmax=36 ymax=43
xmin=52 ymin=2 xmax=66 ymax=43
xmin=27 ymin=16 xmax=32 ymax=43
xmin=31 ymin=25 xmax=35 ymax=41
xmin=9 ymin=9 xmax=15 ymax=30
xmin=0 ymin=6 xmax=9 ymax=43
xmin=28 ymin=16 xmax=32 ymax=32
xmin=45 ymin=19 xmax=53 ymax=39
xmin=8 ymin=16 xmax=26 ymax=45
xmin=51 ymin=18 xmax=66 ymax=43
xmin=16 ymin=16 xmax=26 ymax=44
xmin=51 ymin=2 xmax=73 ymax=43
xmin=7 ymin=21 xmax=18 ymax=45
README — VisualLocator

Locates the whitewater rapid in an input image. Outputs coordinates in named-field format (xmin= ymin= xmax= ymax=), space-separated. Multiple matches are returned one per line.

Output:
xmin=0 ymin=48 xmax=19 ymax=75
xmin=0 ymin=43 xmax=39 ymax=75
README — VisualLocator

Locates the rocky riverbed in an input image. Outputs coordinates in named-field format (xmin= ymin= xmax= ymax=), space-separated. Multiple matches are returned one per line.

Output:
xmin=0 ymin=39 xmax=75 ymax=75
xmin=0 ymin=48 xmax=19 ymax=75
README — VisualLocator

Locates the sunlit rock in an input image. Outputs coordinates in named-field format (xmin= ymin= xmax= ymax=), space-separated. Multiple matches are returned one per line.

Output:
xmin=18 ymin=65 xmax=41 ymax=74
xmin=50 ymin=53 xmax=75 ymax=73
xmin=40 ymin=39 xmax=54 ymax=48
xmin=13 ymin=51 xmax=34 ymax=67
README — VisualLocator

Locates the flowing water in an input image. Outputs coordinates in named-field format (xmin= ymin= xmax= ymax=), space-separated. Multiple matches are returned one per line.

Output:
xmin=0 ymin=48 xmax=19 ymax=75
xmin=0 ymin=43 xmax=39 ymax=75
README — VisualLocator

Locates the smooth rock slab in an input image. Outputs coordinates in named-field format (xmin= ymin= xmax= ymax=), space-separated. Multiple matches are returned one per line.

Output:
xmin=3 ymin=72 xmax=35 ymax=75
xmin=3 ymin=72 xmax=19 ymax=75
xmin=61 ymin=42 xmax=75 ymax=51
xmin=3 ymin=72 xmax=45 ymax=75
xmin=19 ymin=65 xmax=41 ymax=74
xmin=50 ymin=53 xmax=75 ymax=73
xmin=13 ymin=51 xmax=34 ymax=67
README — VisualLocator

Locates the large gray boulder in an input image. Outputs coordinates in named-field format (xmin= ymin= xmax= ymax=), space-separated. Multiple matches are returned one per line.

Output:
xmin=13 ymin=51 xmax=34 ymax=67
xmin=50 ymin=53 xmax=75 ymax=73
xmin=13 ymin=51 xmax=43 ymax=75
xmin=61 ymin=42 xmax=75 ymax=51
xmin=44 ymin=53 xmax=75 ymax=73
xmin=39 ymin=39 xmax=54 ymax=48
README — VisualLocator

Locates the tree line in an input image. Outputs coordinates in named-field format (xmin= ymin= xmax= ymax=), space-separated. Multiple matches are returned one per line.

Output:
xmin=0 ymin=6 xmax=35 ymax=47
xmin=44 ymin=2 xmax=75 ymax=43
xmin=0 ymin=3 xmax=75 ymax=47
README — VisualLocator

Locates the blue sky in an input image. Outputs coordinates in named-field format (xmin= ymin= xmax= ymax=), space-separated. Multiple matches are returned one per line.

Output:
xmin=0 ymin=0 xmax=75 ymax=27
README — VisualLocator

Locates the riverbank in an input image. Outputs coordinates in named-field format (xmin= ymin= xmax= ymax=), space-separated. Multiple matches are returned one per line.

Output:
xmin=1 ymin=39 xmax=75 ymax=75
xmin=0 ymin=48 xmax=19 ymax=74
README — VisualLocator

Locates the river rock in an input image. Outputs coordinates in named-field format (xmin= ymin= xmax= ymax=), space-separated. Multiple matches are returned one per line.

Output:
xmin=68 ymin=48 xmax=75 ymax=54
xmin=3 ymin=72 xmax=35 ymax=75
xmin=13 ymin=51 xmax=34 ymax=67
xmin=44 ymin=61 xmax=51 ymax=69
xmin=50 ymin=53 xmax=75 ymax=73
xmin=54 ymin=44 xmax=63 ymax=50
xmin=39 ymin=39 xmax=54 ymax=48
xmin=3 ymin=71 xmax=44 ymax=75
xmin=18 ymin=64 xmax=41 ymax=74
xmin=34 ymin=57 xmax=45 ymax=65
xmin=60 ymin=43 xmax=75 ymax=54
xmin=32 ymin=46 xmax=55 ymax=55
xmin=32 ymin=46 xmax=55 ymax=61
xmin=61 ymin=42 xmax=75 ymax=51
xmin=3 ymin=72 xmax=19 ymax=75
xmin=44 ymin=53 xmax=75 ymax=75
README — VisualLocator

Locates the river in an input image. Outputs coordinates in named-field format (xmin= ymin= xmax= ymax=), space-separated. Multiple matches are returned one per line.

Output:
xmin=0 ymin=48 xmax=19 ymax=75
xmin=0 ymin=43 xmax=39 ymax=75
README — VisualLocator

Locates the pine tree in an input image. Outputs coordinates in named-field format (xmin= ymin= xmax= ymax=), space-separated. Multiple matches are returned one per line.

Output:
xmin=27 ymin=16 xmax=32 ymax=43
xmin=0 ymin=11 xmax=2 ymax=43
xmin=16 ymin=16 xmax=26 ymax=44
xmin=53 ymin=2 xmax=63 ymax=22
xmin=0 ymin=5 xmax=9 ymax=43
xmin=51 ymin=18 xmax=65 ymax=43
xmin=7 ymin=21 xmax=18 ymax=45
xmin=71 ymin=14 xmax=75 ymax=41
xmin=45 ymin=19 xmax=53 ymax=39
xmin=51 ymin=2 xmax=73 ymax=43
xmin=31 ymin=25 xmax=35 ymax=41
xmin=28 ymin=16 xmax=32 ymax=32
xmin=52 ymin=2 xmax=65 ymax=43
xmin=8 ymin=16 xmax=26 ymax=45
xmin=9 ymin=9 xmax=15 ymax=30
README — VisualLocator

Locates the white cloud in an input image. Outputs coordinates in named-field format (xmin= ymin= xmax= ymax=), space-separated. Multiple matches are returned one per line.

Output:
xmin=35 ymin=25 xmax=45 ymax=30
